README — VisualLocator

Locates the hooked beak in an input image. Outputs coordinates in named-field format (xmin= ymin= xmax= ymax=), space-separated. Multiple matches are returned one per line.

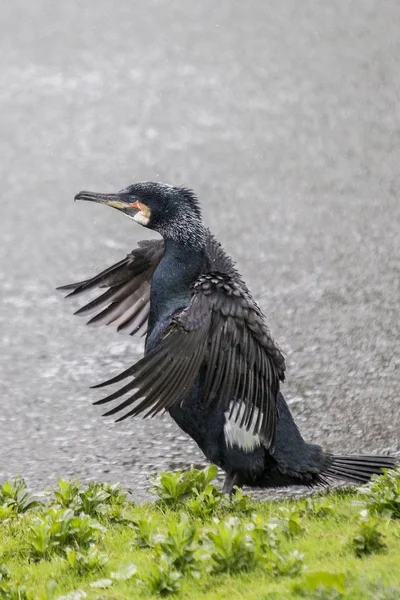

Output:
xmin=74 ymin=190 xmax=140 ymax=213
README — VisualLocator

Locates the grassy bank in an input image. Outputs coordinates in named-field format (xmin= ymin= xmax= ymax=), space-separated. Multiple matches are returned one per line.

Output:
xmin=1 ymin=466 xmax=400 ymax=600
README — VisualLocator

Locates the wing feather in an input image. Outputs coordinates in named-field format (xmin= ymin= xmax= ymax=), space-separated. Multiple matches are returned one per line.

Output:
xmin=59 ymin=237 xmax=284 ymax=448
xmin=92 ymin=272 xmax=285 ymax=448
xmin=58 ymin=240 xmax=164 ymax=337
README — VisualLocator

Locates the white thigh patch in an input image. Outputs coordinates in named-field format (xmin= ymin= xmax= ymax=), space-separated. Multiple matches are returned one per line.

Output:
xmin=224 ymin=403 xmax=262 ymax=452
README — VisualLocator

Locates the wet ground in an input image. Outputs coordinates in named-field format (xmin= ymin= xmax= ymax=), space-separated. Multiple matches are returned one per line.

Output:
xmin=0 ymin=0 xmax=399 ymax=500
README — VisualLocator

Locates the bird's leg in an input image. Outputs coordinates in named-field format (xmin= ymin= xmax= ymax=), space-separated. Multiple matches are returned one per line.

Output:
xmin=222 ymin=472 xmax=240 ymax=495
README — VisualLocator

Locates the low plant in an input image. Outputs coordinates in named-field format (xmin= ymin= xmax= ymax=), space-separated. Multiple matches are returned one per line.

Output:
xmin=299 ymin=496 xmax=334 ymax=519
xmin=359 ymin=467 xmax=400 ymax=519
xmin=185 ymin=487 xmax=223 ymax=519
xmin=53 ymin=480 xmax=128 ymax=522
xmin=97 ymin=482 xmax=130 ymax=522
xmin=0 ymin=505 xmax=15 ymax=522
xmin=0 ymin=564 xmax=11 ymax=582
xmin=204 ymin=516 xmax=258 ymax=574
xmin=65 ymin=545 xmax=108 ymax=574
xmin=2 ymin=471 xmax=400 ymax=599
xmin=269 ymin=506 xmax=305 ymax=538
xmin=155 ymin=513 xmax=198 ymax=574
xmin=0 ymin=477 xmax=42 ymax=519
xmin=150 ymin=465 xmax=218 ymax=508
xmin=268 ymin=549 xmax=304 ymax=577
xmin=78 ymin=483 xmax=116 ymax=519
xmin=246 ymin=513 xmax=279 ymax=554
xmin=224 ymin=487 xmax=253 ymax=514
xmin=146 ymin=555 xmax=182 ymax=596
xmin=28 ymin=508 xmax=105 ymax=559
xmin=0 ymin=581 xmax=34 ymax=600
xmin=0 ymin=565 xmax=48 ymax=600
xmin=131 ymin=516 xmax=160 ymax=549
xmin=185 ymin=485 xmax=252 ymax=520
xmin=351 ymin=510 xmax=386 ymax=557
xmin=53 ymin=479 xmax=81 ymax=509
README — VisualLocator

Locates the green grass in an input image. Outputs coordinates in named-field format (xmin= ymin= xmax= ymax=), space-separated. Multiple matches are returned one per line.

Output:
xmin=1 ymin=469 xmax=400 ymax=600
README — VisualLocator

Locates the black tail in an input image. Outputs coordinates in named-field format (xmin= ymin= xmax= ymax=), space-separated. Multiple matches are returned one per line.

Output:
xmin=324 ymin=454 xmax=397 ymax=485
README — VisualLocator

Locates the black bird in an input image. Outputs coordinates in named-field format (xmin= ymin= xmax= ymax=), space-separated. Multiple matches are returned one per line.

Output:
xmin=59 ymin=182 xmax=396 ymax=493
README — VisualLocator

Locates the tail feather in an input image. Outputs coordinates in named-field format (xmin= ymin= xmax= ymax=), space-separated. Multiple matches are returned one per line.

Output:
xmin=324 ymin=454 xmax=397 ymax=485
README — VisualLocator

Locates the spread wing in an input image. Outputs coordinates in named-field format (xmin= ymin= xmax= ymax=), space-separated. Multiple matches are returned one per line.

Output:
xmin=57 ymin=239 xmax=164 ymax=337
xmin=93 ymin=272 xmax=286 ymax=448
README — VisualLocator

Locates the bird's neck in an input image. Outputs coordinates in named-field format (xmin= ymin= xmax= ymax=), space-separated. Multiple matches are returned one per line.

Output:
xmin=146 ymin=238 xmax=206 ymax=344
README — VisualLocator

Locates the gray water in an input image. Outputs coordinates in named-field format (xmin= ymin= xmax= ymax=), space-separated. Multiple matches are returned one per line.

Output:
xmin=1 ymin=0 xmax=399 ymax=500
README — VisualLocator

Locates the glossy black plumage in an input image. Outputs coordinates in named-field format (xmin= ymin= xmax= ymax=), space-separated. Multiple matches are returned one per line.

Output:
xmin=60 ymin=233 xmax=285 ymax=448
xmin=59 ymin=182 xmax=397 ymax=492
xmin=59 ymin=239 xmax=164 ymax=336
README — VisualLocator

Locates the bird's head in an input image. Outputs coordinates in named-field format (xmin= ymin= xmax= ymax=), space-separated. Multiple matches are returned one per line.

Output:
xmin=75 ymin=181 xmax=205 ymax=246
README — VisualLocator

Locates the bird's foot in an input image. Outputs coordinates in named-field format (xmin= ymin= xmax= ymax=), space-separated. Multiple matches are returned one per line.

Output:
xmin=222 ymin=472 xmax=241 ymax=495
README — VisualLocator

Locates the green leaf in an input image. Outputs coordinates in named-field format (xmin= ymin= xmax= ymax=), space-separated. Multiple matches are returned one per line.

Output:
xmin=151 ymin=465 xmax=219 ymax=508
xmin=359 ymin=467 xmax=400 ymax=519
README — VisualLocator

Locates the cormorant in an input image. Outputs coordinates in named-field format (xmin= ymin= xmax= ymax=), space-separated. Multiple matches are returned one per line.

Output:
xmin=59 ymin=182 xmax=397 ymax=493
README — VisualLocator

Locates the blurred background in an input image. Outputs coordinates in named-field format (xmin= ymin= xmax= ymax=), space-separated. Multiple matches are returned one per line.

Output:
xmin=0 ymin=0 xmax=399 ymax=499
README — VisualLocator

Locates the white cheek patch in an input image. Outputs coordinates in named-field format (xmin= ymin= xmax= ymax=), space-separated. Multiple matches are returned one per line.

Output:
xmin=133 ymin=211 xmax=150 ymax=226
xmin=224 ymin=403 xmax=262 ymax=452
